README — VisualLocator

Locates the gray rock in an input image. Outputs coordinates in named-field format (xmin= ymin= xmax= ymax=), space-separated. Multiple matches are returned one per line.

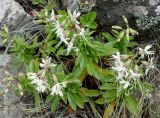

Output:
xmin=0 ymin=54 xmax=11 ymax=67
xmin=0 ymin=0 xmax=31 ymax=29
xmin=128 ymin=6 xmax=148 ymax=17
xmin=155 ymin=5 xmax=160 ymax=15
xmin=60 ymin=0 xmax=160 ymax=26
xmin=0 ymin=53 xmax=24 ymax=118
xmin=61 ymin=0 xmax=96 ymax=12
xmin=0 ymin=105 xmax=24 ymax=118
xmin=149 ymin=0 xmax=160 ymax=6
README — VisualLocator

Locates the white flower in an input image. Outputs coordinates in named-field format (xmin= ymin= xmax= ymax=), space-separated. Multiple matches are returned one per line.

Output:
xmin=112 ymin=52 xmax=128 ymax=78
xmin=32 ymin=79 xmax=47 ymax=92
xmin=119 ymin=80 xmax=130 ymax=89
xmin=40 ymin=57 xmax=56 ymax=69
xmin=68 ymin=10 xmax=81 ymax=24
xmin=129 ymin=69 xmax=142 ymax=80
xmin=138 ymin=45 xmax=155 ymax=58
xmin=112 ymin=66 xmax=126 ymax=73
xmin=112 ymin=52 xmax=122 ymax=65
xmin=50 ymin=82 xmax=67 ymax=97
xmin=79 ymin=27 xmax=85 ymax=36
xmin=27 ymin=72 xmax=39 ymax=80
xmin=50 ymin=9 xmax=56 ymax=21
xmin=27 ymin=72 xmax=48 ymax=93
xmin=145 ymin=57 xmax=155 ymax=75
xmin=53 ymin=21 xmax=69 ymax=45
xmin=66 ymin=42 xmax=73 ymax=55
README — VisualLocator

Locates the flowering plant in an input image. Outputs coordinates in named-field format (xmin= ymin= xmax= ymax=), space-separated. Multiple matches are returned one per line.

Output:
xmin=0 ymin=7 xmax=155 ymax=117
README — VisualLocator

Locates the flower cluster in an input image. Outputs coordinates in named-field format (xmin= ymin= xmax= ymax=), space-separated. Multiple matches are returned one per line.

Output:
xmin=50 ymin=82 xmax=67 ymax=96
xmin=138 ymin=45 xmax=155 ymax=59
xmin=27 ymin=57 xmax=67 ymax=96
xmin=27 ymin=72 xmax=48 ymax=92
xmin=112 ymin=45 xmax=155 ymax=91
xmin=50 ymin=10 xmax=85 ymax=54
xmin=112 ymin=52 xmax=141 ymax=89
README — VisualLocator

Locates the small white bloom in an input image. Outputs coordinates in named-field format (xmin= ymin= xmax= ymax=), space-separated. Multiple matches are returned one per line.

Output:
xmin=20 ymin=92 xmax=23 ymax=96
xmin=79 ymin=27 xmax=85 ymax=36
xmin=27 ymin=72 xmax=48 ymax=93
xmin=5 ymin=89 xmax=9 ymax=94
xmin=27 ymin=72 xmax=39 ymax=80
xmin=32 ymin=79 xmax=47 ymax=93
xmin=112 ymin=66 xmax=126 ymax=73
xmin=68 ymin=10 xmax=81 ymax=24
xmin=138 ymin=45 xmax=155 ymax=58
xmin=53 ymin=21 xmax=69 ymax=45
xmin=119 ymin=80 xmax=130 ymax=89
xmin=144 ymin=45 xmax=155 ymax=55
xmin=112 ymin=52 xmax=128 ymax=78
xmin=40 ymin=57 xmax=51 ymax=68
xmin=40 ymin=57 xmax=56 ymax=69
xmin=50 ymin=82 xmax=67 ymax=96
xmin=66 ymin=42 xmax=73 ymax=55
xmin=112 ymin=52 xmax=122 ymax=65
xmin=50 ymin=9 xmax=56 ymax=21
xmin=129 ymin=69 xmax=142 ymax=80
xmin=145 ymin=57 xmax=155 ymax=75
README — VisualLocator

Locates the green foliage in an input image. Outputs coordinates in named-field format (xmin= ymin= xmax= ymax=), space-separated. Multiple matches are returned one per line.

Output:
xmin=32 ymin=0 xmax=56 ymax=8
xmin=126 ymin=95 xmax=139 ymax=115
xmin=0 ymin=7 xmax=154 ymax=118
xmin=80 ymin=12 xmax=97 ymax=29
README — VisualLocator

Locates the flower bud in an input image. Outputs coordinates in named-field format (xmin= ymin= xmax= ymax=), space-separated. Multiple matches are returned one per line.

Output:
xmin=118 ymin=31 xmax=124 ymax=42
xmin=129 ymin=28 xmax=139 ymax=35
xmin=122 ymin=15 xmax=128 ymax=24
xmin=112 ymin=25 xmax=122 ymax=30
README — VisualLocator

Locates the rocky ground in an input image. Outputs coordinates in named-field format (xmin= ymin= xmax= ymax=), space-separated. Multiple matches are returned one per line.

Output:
xmin=0 ymin=0 xmax=160 ymax=118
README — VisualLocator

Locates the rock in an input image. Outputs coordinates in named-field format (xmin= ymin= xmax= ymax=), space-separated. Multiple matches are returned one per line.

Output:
xmin=0 ymin=53 xmax=24 ymax=118
xmin=61 ymin=0 xmax=96 ymax=12
xmin=128 ymin=6 xmax=148 ymax=17
xmin=0 ymin=54 xmax=11 ymax=67
xmin=0 ymin=104 xmax=24 ymax=118
xmin=149 ymin=0 xmax=160 ymax=6
xmin=94 ymin=1 xmax=134 ymax=25
xmin=0 ymin=0 xmax=32 ymax=29
xmin=155 ymin=5 xmax=160 ymax=15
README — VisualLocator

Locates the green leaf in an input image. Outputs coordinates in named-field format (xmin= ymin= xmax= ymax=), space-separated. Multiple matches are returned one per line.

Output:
xmin=95 ymin=98 xmax=106 ymax=104
xmin=127 ymin=41 xmax=138 ymax=47
xmin=51 ymin=97 xmax=59 ymax=112
xmin=80 ymin=12 xmax=97 ymax=29
xmin=118 ymin=37 xmax=128 ymax=54
xmin=88 ymin=12 xmax=96 ymax=21
xmin=102 ymin=32 xmax=115 ymax=41
xmin=102 ymin=90 xmax=116 ymax=100
xmin=46 ymin=95 xmax=54 ymax=103
xmin=67 ymin=92 xmax=77 ymax=110
xmin=32 ymin=0 xmax=49 ymax=5
xmin=84 ymin=90 xmax=101 ymax=97
xmin=126 ymin=95 xmax=138 ymax=115
xmin=72 ymin=93 xmax=84 ymax=109
xmin=32 ymin=0 xmax=46 ymax=5
xmin=100 ymin=83 xmax=115 ymax=90
xmin=27 ymin=59 xmax=39 ymax=73
xmin=34 ymin=93 xmax=41 ymax=111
